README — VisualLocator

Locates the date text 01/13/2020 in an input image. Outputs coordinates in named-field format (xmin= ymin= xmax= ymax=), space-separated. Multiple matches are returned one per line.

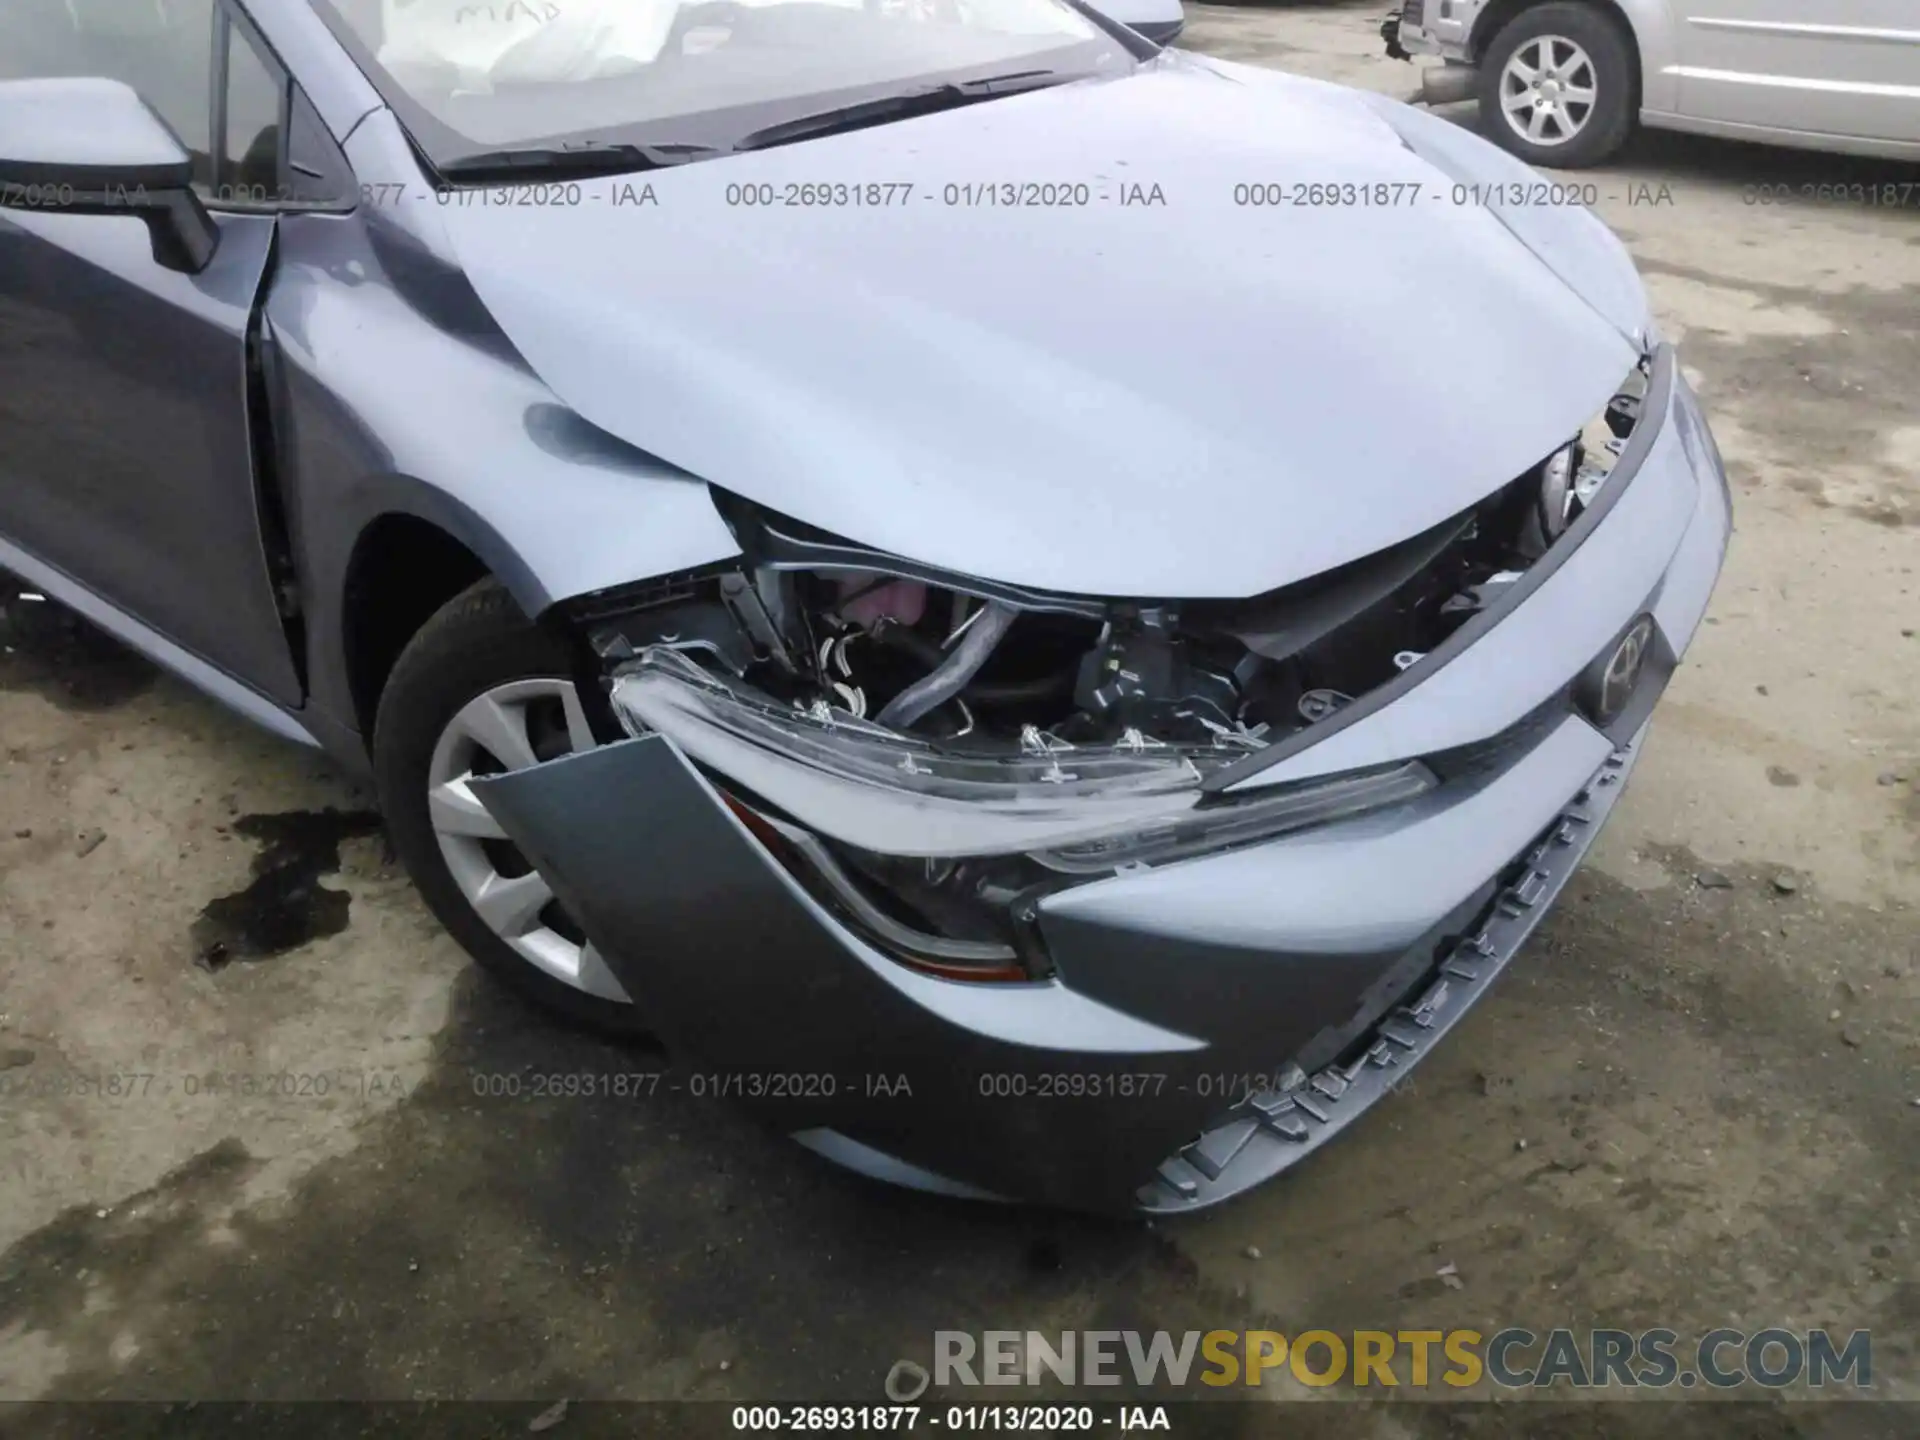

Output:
xmin=972 ymin=1072 xmax=1294 ymax=1099
xmin=464 ymin=1070 xmax=914 ymax=1100
xmin=730 ymin=1406 xmax=1172 ymax=1431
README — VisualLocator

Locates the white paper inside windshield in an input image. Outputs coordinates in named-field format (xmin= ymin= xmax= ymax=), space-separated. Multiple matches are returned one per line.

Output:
xmin=380 ymin=2 xmax=664 ymax=85
xmin=377 ymin=0 xmax=1086 ymax=89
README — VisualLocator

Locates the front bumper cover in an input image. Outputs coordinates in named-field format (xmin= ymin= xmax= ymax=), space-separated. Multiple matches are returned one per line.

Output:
xmin=1135 ymin=731 xmax=1640 ymax=1212
xmin=471 ymin=358 xmax=1731 ymax=1215
xmin=470 ymin=718 xmax=1640 ymax=1214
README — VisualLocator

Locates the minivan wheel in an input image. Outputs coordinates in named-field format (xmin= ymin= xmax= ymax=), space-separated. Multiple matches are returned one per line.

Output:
xmin=374 ymin=579 xmax=643 ymax=1034
xmin=1477 ymin=3 xmax=1635 ymax=168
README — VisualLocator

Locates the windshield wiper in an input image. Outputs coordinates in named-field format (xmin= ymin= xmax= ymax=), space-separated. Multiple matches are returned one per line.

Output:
xmin=438 ymin=140 xmax=727 ymax=181
xmin=732 ymin=70 xmax=1075 ymax=153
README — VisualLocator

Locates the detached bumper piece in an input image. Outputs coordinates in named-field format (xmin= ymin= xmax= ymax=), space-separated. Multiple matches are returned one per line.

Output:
xmin=1139 ymin=733 xmax=1641 ymax=1213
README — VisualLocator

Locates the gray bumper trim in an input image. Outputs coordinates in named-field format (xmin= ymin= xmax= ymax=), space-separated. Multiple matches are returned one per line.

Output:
xmin=1138 ymin=729 xmax=1644 ymax=1214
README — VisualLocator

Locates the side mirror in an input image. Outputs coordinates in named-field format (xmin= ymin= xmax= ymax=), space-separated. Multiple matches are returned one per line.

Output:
xmin=1080 ymin=0 xmax=1184 ymax=45
xmin=0 ymin=77 xmax=219 ymax=274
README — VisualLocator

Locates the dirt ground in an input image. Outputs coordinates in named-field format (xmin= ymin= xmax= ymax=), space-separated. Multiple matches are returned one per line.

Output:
xmin=2 ymin=0 xmax=1916 ymax=1430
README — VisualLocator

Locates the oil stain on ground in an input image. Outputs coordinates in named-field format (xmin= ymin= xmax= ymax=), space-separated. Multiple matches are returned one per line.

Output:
xmin=0 ymin=583 xmax=155 ymax=710
xmin=192 ymin=811 xmax=385 ymax=970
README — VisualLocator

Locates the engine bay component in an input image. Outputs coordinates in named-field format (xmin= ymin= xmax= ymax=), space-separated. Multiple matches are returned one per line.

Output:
xmin=586 ymin=362 xmax=1653 ymax=807
xmin=876 ymin=600 xmax=1017 ymax=730
xmin=1297 ymin=689 xmax=1351 ymax=723
xmin=611 ymin=647 xmax=1221 ymax=860
xmin=1070 ymin=606 xmax=1247 ymax=744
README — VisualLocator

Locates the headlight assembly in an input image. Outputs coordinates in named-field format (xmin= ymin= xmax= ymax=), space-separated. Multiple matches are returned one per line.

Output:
xmin=613 ymin=648 xmax=1434 ymax=864
xmin=610 ymin=647 xmax=1436 ymax=978
xmin=613 ymin=647 xmax=1221 ymax=860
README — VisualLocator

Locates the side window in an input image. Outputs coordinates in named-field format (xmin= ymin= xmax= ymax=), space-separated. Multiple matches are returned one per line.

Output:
xmin=285 ymin=88 xmax=358 ymax=208
xmin=220 ymin=20 xmax=287 ymax=203
xmin=0 ymin=0 xmax=218 ymax=190
xmin=218 ymin=10 xmax=356 ymax=210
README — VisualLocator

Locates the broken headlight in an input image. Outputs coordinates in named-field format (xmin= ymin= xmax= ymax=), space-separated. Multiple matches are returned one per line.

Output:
xmin=611 ymin=648 xmax=1219 ymax=860
xmin=608 ymin=648 xmax=1435 ymax=978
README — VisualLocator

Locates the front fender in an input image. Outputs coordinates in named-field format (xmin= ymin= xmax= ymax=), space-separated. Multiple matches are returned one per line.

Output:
xmin=263 ymin=202 xmax=740 ymax=742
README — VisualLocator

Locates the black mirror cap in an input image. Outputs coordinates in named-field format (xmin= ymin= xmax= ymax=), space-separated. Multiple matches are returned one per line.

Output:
xmin=0 ymin=153 xmax=196 ymax=196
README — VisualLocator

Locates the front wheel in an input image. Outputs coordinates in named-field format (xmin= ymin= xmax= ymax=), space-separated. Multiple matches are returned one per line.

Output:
xmin=1477 ymin=3 xmax=1637 ymax=169
xmin=374 ymin=579 xmax=644 ymax=1034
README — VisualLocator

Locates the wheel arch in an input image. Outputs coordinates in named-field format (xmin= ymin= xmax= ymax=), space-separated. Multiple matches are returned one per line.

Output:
xmin=1470 ymin=0 xmax=1655 ymax=153
xmin=337 ymin=492 xmax=539 ymax=742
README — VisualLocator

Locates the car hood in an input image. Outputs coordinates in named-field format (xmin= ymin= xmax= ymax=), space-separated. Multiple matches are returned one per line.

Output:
xmin=439 ymin=55 xmax=1639 ymax=599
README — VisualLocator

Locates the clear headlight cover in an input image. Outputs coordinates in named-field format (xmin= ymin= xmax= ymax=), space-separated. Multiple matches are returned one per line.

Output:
xmin=1030 ymin=762 xmax=1437 ymax=874
xmin=611 ymin=649 xmax=1436 ymax=866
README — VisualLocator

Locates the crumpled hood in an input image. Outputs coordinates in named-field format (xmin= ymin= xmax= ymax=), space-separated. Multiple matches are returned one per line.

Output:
xmin=440 ymin=55 xmax=1639 ymax=598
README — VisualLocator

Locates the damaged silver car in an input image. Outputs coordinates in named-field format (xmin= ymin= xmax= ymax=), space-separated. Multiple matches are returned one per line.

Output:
xmin=0 ymin=0 xmax=1728 ymax=1212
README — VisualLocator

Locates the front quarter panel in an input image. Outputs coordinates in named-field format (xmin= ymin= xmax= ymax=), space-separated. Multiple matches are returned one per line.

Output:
xmin=268 ymin=114 xmax=740 ymax=739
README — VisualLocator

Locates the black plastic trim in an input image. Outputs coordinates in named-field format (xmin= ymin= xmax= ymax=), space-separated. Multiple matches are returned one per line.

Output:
xmin=244 ymin=271 xmax=309 ymax=692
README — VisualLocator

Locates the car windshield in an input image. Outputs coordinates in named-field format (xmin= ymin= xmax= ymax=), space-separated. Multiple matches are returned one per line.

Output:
xmin=309 ymin=0 xmax=1133 ymax=167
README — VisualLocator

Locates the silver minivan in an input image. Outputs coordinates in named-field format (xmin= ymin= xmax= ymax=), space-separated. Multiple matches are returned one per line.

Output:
xmin=1384 ymin=0 xmax=1920 ymax=167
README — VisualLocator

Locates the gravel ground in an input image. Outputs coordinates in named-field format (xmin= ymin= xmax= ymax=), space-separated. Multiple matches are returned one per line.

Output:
xmin=2 ymin=1 xmax=1916 ymax=1429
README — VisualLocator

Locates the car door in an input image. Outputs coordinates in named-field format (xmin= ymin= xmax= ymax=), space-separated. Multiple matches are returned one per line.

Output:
xmin=1673 ymin=0 xmax=1920 ymax=144
xmin=0 ymin=0 xmax=318 ymax=706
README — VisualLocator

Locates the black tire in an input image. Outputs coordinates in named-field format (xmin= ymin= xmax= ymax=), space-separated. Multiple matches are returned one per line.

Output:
xmin=373 ymin=579 xmax=645 ymax=1036
xmin=1476 ymin=3 xmax=1637 ymax=169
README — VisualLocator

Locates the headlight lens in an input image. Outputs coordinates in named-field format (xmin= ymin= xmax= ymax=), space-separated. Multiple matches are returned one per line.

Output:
xmin=611 ymin=647 xmax=1434 ymax=865
xmin=1030 ymin=762 xmax=1436 ymax=875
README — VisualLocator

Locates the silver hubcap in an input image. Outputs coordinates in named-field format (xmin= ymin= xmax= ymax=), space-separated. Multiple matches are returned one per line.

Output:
xmin=427 ymin=678 xmax=633 ymax=1005
xmin=1500 ymin=36 xmax=1598 ymax=147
